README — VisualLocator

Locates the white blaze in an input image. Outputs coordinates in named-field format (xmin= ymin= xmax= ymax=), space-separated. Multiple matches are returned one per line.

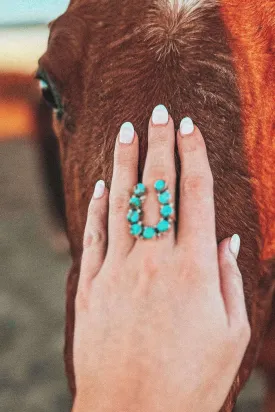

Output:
xmin=168 ymin=0 xmax=208 ymax=12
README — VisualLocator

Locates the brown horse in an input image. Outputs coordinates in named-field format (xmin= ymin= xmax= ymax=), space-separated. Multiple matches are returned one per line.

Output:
xmin=37 ymin=0 xmax=275 ymax=410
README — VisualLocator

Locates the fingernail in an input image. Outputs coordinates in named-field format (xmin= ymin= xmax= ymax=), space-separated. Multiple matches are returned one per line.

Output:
xmin=119 ymin=122 xmax=135 ymax=144
xmin=93 ymin=180 xmax=105 ymax=199
xmin=152 ymin=104 xmax=169 ymax=125
xmin=229 ymin=234 xmax=241 ymax=259
xmin=180 ymin=117 xmax=194 ymax=135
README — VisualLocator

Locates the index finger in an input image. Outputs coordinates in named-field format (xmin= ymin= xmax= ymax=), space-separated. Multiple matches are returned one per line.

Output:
xmin=176 ymin=118 xmax=217 ymax=263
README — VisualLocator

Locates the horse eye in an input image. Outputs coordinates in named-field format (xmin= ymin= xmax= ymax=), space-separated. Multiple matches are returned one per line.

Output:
xmin=38 ymin=79 xmax=58 ymax=110
xmin=35 ymin=68 xmax=64 ymax=120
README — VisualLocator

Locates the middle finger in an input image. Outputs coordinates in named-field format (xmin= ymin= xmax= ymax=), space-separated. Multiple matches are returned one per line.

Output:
xmin=137 ymin=104 xmax=176 ymax=247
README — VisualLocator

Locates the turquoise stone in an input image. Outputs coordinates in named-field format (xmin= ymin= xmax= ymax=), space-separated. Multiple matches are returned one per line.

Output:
xmin=134 ymin=183 xmax=146 ymax=196
xmin=129 ymin=196 xmax=141 ymax=208
xmin=156 ymin=219 xmax=170 ymax=232
xmin=127 ymin=209 xmax=140 ymax=223
xmin=130 ymin=223 xmax=142 ymax=236
xmin=142 ymin=226 xmax=156 ymax=239
xmin=158 ymin=190 xmax=171 ymax=204
xmin=160 ymin=204 xmax=173 ymax=218
xmin=154 ymin=179 xmax=166 ymax=192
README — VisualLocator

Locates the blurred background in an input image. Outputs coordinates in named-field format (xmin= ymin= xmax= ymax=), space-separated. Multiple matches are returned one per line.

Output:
xmin=0 ymin=1 xmax=266 ymax=411
xmin=0 ymin=2 xmax=72 ymax=411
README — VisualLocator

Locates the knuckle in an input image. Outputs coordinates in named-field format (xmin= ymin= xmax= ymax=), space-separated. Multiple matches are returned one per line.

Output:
xmin=115 ymin=150 xmax=135 ymax=168
xmin=91 ymin=229 xmax=105 ymax=244
xmin=110 ymin=192 xmax=128 ymax=214
xmin=141 ymin=253 xmax=160 ymax=277
xmin=182 ymin=174 xmax=213 ymax=194
xmin=147 ymin=170 xmax=171 ymax=188
xmin=83 ymin=228 xmax=105 ymax=249
xmin=149 ymin=129 xmax=169 ymax=146
xmin=147 ymin=151 xmax=167 ymax=171
xmin=182 ymin=175 xmax=203 ymax=192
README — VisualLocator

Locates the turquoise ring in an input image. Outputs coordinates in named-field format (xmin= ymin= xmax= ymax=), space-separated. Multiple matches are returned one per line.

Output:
xmin=127 ymin=180 xmax=174 ymax=240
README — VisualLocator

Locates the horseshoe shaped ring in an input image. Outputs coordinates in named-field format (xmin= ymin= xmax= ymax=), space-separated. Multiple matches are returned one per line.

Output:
xmin=127 ymin=179 xmax=174 ymax=240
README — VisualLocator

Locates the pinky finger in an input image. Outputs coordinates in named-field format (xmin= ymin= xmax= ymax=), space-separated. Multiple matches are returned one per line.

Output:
xmin=77 ymin=180 xmax=109 ymax=306
xmin=218 ymin=236 xmax=251 ymax=342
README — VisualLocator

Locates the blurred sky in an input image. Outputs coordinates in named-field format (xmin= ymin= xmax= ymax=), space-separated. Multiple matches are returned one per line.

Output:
xmin=0 ymin=0 xmax=70 ymax=25
xmin=0 ymin=1 xmax=70 ymax=73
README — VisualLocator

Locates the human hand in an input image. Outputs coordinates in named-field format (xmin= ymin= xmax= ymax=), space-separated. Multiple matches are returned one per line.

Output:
xmin=72 ymin=105 xmax=250 ymax=412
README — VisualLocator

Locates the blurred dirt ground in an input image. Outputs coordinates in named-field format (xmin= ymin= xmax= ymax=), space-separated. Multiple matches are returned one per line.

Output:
xmin=0 ymin=139 xmax=267 ymax=411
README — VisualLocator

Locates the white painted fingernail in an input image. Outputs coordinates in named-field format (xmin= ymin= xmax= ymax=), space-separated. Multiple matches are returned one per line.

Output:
xmin=119 ymin=122 xmax=135 ymax=144
xmin=93 ymin=180 xmax=105 ymax=199
xmin=152 ymin=104 xmax=169 ymax=125
xmin=180 ymin=117 xmax=194 ymax=135
xmin=229 ymin=234 xmax=241 ymax=258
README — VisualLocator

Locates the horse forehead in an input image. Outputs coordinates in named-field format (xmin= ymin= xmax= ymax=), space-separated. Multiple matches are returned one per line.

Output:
xmin=48 ymin=0 xmax=214 ymax=67
xmin=48 ymin=12 xmax=86 ymax=55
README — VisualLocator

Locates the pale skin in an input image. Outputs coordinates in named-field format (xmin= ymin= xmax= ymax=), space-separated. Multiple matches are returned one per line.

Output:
xmin=72 ymin=107 xmax=251 ymax=412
